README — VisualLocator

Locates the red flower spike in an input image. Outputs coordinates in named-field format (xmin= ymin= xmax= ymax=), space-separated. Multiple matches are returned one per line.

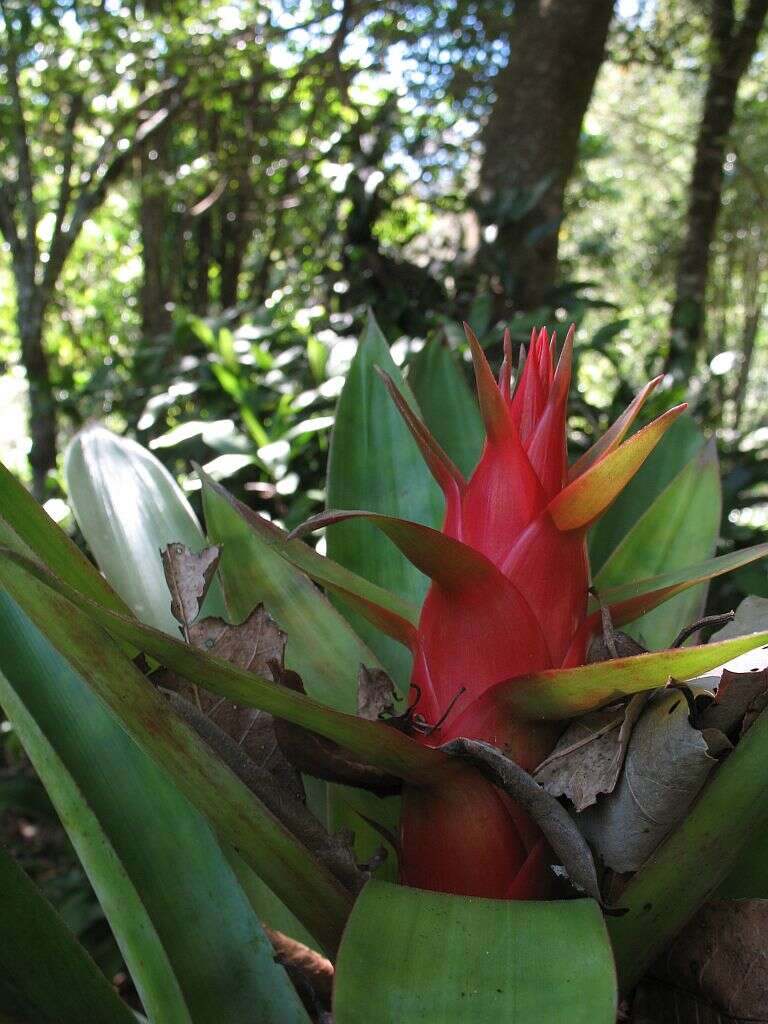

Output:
xmin=300 ymin=323 xmax=686 ymax=900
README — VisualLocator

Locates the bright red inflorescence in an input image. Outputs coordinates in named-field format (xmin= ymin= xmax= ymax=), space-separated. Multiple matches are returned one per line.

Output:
xmin=393 ymin=325 xmax=681 ymax=899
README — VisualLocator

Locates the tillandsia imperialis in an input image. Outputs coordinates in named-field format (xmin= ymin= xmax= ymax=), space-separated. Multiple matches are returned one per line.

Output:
xmin=294 ymin=324 xmax=687 ymax=900
xmin=7 ymin=313 xmax=768 ymax=1022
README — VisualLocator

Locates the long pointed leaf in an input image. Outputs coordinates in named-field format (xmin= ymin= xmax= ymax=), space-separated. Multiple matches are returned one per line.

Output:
xmin=0 ymin=595 xmax=310 ymax=1021
xmin=491 ymin=632 xmax=768 ymax=719
xmin=0 ymin=547 xmax=447 ymax=786
xmin=0 ymin=470 xmax=314 ymax=1017
xmin=408 ymin=335 xmax=484 ymax=478
xmin=326 ymin=311 xmax=440 ymax=687
xmin=594 ymin=440 xmax=722 ymax=647
xmin=0 ymin=553 xmax=354 ymax=956
xmin=589 ymin=413 xmax=704 ymax=573
xmin=0 ymin=842 xmax=136 ymax=1024
xmin=596 ymin=543 xmax=768 ymax=628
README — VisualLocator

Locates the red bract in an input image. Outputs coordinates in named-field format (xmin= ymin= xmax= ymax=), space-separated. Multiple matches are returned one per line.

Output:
xmin=390 ymin=325 xmax=684 ymax=900
xmin=299 ymin=324 xmax=686 ymax=900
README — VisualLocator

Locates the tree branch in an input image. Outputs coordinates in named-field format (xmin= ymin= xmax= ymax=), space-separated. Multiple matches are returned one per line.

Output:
xmin=45 ymin=84 xmax=187 ymax=290
xmin=42 ymin=93 xmax=83 ymax=296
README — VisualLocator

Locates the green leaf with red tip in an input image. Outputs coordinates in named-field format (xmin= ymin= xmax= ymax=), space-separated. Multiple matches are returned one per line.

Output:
xmin=0 ymin=546 xmax=448 ymax=787
xmin=375 ymin=366 xmax=466 ymax=503
xmin=549 ymin=404 xmax=688 ymax=531
xmin=594 ymin=439 xmax=722 ymax=648
xmin=334 ymin=882 xmax=617 ymax=1024
xmin=408 ymin=335 xmax=484 ymax=477
xmin=201 ymin=473 xmax=418 ymax=652
xmin=568 ymin=376 xmax=662 ymax=481
xmin=326 ymin=311 xmax=441 ymax=688
xmin=596 ymin=542 xmax=768 ymax=628
xmin=490 ymin=631 xmax=768 ymax=720
xmin=589 ymin=413 xmax=704 ymax=572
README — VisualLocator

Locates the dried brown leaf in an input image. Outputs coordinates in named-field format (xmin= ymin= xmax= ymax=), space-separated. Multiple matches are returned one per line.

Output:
xmin=630 ymin=899 xmax=768 ymax=1022
xmin=357 ymin=665 xmax=397 ymax=721
xmin=161 ymin=543 xmax=220 ymax=630
xmin=534 ymin=693 xmax=648 ymax=812
xmin=577 ymin=690 xmax=717 ymax=872
xmin=697 ymin=667 xmax=768 ymax=737
xmin=183 ymin=605 xmax=302 ymax=799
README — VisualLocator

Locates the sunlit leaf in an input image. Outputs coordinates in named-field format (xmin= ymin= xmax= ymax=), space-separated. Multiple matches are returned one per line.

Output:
xmin=334 ymin=882 xmax=616 ymax=1023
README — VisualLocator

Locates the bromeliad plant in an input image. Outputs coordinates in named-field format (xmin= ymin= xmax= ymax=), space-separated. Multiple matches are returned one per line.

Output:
xmin=2 ymin=313 xmax=768 ymax=1022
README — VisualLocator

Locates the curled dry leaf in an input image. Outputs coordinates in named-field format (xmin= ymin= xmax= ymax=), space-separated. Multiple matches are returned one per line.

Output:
xmin=174 ymin=603 xmax=303 ymax=800
xmin=577 ymin=690 xmax=717 ymax=873
xmin=697 ymin=667 xmax=768 ymax=738
xmin=440 ymin=737 xmax=602 ymax=902
xmin=265 ymin=926 xmax=334 ymax=1019
xmin=630 ymin=899 xmax=768 ymax=1023
xmin=535 ymin=694 xmax=649 ymax=812
xmin=161 ymin=542 xmax=221 ymax=631
xmin=357 ymin=665 xmax=398 ymax=721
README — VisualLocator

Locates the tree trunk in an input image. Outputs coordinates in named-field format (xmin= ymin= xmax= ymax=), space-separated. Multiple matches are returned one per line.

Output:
xmin=15 ymin=282 xmax=55 ymax=500
xmin=139 ymin=142 xmax=173 ymax=339
xmin=478 ymin=0 xmax=615 ymax=312
xmin=668 ymin=0 xmax=768 ymax=377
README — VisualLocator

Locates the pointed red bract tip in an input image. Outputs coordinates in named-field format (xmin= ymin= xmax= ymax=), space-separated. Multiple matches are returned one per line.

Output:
xmin=464 ymin=322 xmax=514 ymax=443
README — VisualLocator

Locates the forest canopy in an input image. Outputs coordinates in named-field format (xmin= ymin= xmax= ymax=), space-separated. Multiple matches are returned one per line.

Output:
xmin=0 ymin=0 xmax=767 ymax=553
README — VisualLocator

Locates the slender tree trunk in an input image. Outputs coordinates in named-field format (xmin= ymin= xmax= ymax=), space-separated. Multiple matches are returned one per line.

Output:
xmin=139 ymin=125 xmax=173 ymax=338
xmin=668 ymin=0 xmax=768 ymax=377
xmin=478 ymin=0 xmax=615 ymax=312
xmin=15 ymin=280 xmax=55 ymax=499
xmin=734 ymin=275 xmax=765 ymax=428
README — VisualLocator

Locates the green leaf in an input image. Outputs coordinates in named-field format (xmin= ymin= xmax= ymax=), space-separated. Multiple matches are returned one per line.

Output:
xmin=491 ymin=631 xmax=768 ymax=719
xmin=203 ymin=475 xmax=417 ymax=643
xmin=0 ymin=462 xmax=313 ymax=1014
xmin=0 ymin=459 xmax=125 ymax=613
xmin=0 ymin=596 xmax=310 ymax=1022
xmin=201 ymin=476 xmax=384 ymax=713
xmin=200 ymin=476 xmax=403 ymax=883
xmin=0 ymin=842 xmax=135 ymax=1024
xmin=326 ymin=311 xmax=441 ymax=688
xmin=607 ymin=700 xmax=768 ymax=992
xmin=589 ymin=413 xmax=704 ymax=573
xmin=65 ymin=424 xmax=226 ymax=635
xmin=596 ymin=543 xmax=768 ymax=628
xmin=0 ymin=553 xmax=353 ymax=958
xmin=408 ymin=336 xmax=483 ymax=478
xmin=334 ymin=882 xmax=617 ymax=1023
xmin=0 ymin=546 xmax=446 ymax=785
xmin=594 ymin=440 xmax=722 ymax=648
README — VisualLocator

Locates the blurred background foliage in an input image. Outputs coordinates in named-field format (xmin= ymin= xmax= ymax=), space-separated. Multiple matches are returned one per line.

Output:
xmin=2 ymin=0 xmax=768 ymax=976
